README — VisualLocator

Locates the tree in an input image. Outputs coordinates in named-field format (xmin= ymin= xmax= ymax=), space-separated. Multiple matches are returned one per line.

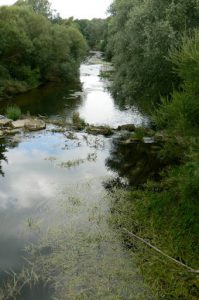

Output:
xmin=0 ymin=4 xmax=87 ymax=98
xmin=108 ymin=0 xmax=199 ymax=103
xmin=16 ymin=0 xmax=52 ymax=18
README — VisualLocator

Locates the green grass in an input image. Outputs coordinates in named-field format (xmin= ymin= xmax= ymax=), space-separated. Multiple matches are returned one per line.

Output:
xmin=6 ymin=105 xmax=21 ymax=121
xmin=109 ymin=149 xmax=199 ymax=299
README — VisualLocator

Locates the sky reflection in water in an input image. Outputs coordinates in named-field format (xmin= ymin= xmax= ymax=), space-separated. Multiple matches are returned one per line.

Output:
xmin=0 ymin=57 xmax=149 ymax=298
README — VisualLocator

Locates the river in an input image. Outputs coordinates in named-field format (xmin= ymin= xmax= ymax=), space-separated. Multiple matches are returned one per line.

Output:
xmin=0 ymin=53 xmax=151 ymax=299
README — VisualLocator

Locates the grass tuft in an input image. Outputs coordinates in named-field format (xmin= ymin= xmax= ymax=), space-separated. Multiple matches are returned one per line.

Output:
xmin=6 ymin=105 xmax=21 ymax=121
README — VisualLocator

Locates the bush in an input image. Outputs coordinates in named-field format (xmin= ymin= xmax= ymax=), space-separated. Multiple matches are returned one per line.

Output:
xmin=153 ymin=31 xmax=199 ymax=135
xmin=6 ymin=106 xmax=22 ymax=121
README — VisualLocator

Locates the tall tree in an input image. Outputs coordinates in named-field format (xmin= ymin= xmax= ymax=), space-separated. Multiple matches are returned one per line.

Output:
xmin=16 ymin=0 xmax=52 ymax=18
xmin=108 ymin=0 xmax=199 ymax=103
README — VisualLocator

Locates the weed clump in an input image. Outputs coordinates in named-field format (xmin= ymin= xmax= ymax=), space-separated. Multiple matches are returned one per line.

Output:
xmin=6 ymin=105 xmax=21 ymax=120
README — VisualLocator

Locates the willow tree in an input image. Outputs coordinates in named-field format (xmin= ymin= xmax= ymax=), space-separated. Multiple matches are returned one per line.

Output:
xmin=108 ymin=0 xmax=199 ymax=103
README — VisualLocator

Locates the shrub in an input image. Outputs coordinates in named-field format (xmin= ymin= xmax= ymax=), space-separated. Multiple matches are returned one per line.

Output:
xmin=153 ymin=32 xmax=199 ymax=135
xmin=6 ymin=106 xmax=21 ymax=121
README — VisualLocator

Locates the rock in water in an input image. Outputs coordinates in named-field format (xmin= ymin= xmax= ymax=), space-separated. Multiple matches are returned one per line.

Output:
xmin=86 ymin=126 xmax=113 ymax=136
xmin=0 ymin=118 xmax=12 ymax=127
xmin=25 ymin=119 xmax=46 ymax=131
xmin=12 ymin=119 xmax=29 ymax=129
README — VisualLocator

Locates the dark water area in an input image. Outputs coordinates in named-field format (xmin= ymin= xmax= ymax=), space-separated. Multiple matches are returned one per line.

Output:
xmin=17 ymin=283 xmax=52 ymax=300
xmin=0 ymin=81 xmax=81 ymax=119
xmin=106 ymin=135 xmax=163 ymax=186
xmin=0 ymin=53 xmax=152 ymax=299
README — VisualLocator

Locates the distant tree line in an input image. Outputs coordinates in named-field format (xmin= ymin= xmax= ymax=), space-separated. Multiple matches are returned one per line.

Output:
xmin=74 ymin=18 xmax=110 ymax=54
xmin=0 ymin=0 xmax=87 ymax=98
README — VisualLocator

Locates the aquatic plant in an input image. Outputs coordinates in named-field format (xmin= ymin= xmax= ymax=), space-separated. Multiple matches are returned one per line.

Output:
xmin=58 ymin=158 xmax=85 ymax=169
xmin=0 ymin=180 xmax=150 ymax=299
xmin=57 ymin=153 xmax=97 ymax=169
xmin=72 ymin=112 xmax=86 ymax=129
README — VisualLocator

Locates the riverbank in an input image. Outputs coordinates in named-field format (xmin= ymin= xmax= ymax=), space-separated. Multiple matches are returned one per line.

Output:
xmin=108 ymin=133 xmax=199 ymax=299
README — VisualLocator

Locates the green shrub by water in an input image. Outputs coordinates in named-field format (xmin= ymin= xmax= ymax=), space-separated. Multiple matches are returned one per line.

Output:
xmin=6 ymin=106 xmax=21 ymax=121
xmin=153 ymin=32 xmax=199 ymax=135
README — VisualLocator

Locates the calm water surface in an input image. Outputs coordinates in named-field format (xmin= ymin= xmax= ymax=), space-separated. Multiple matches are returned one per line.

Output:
xmin=0 ymin=54 xmax=151 ymax=299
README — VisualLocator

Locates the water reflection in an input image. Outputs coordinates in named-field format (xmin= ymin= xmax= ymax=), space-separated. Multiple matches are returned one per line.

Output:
xmin=0 ymin=140 xmax=7 ymax=177
xmin=0 ymin=130 xmax=110 ymax=272
xmin=106 ymin=135 xmax=163 ymax=186
xmin=79 ymin=63 xmax=149 ymax=128
xmin=0 ymin=55 xmax=149 ymax=128
xmin=0 ymin=81 xmax=82 ymax=118
xmin=0 ymin=54 xmax=151 ymax=299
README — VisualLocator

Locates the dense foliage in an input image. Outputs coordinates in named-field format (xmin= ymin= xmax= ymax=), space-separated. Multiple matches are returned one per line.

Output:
xmin=154 ymin=32 xmax=199 ymax=134
xmin=0 ymin=1 xmax=87 ymax=98
xmin=75 ymin=18 xmax=109 ymax=53
xmin=108 ymin=1 xmax=199 ymax=299
xmin=108 ymin=0 xmax=199 ymax=103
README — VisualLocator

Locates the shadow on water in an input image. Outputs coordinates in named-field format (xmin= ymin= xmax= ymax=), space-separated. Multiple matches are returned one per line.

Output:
xmin=18 ymin=283 xmax=52 ymax=300
xmin=0 ymin=81 xmax=82 ymax=117
xmin=106 ymin=135 xmax=165 ymax=186
xmin=0 ymin=138 xmax=21 ymax=178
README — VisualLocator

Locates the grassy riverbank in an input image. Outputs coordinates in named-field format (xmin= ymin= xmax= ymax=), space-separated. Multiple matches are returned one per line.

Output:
xmin=109 ymin=148 xmax=199 ymax=299
xmin=108 ymin=27 xmax=199 ymax=299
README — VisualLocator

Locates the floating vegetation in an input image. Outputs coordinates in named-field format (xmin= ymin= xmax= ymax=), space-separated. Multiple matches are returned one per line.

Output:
xmin=58 ymin=158 xmax=85 ymax=169
xmin=57 ymin=153 xmax=97 ymax=169
xmin=0 ymin=180 xmax=150 ymax=300
xmin=45 ymin=156 xmax=57 ymax=162
xmin=68 ymin=196 xmax=82 ymax=206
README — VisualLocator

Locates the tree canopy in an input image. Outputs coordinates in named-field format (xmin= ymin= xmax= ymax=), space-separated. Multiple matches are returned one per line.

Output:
xmin=108 ymin=0 xmax=199 ymax=103
xmin=0 ymin=2 xmax=87 ymax=98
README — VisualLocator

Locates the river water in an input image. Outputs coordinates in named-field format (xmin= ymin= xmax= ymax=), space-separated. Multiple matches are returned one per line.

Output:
xmin=0 ymin=53 xmax=151 ymax=299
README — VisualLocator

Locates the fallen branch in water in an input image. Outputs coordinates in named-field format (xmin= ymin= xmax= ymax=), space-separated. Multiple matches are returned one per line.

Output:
xmin=123 ymin=228 xmax=199 ymax=274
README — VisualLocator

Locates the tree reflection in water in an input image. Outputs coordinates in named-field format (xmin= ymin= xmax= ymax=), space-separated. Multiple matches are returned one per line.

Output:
xmin=106 ymin=135 xmax=164 ymax=186
xmin=0 ymin=139 xmax=7 ymax=177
